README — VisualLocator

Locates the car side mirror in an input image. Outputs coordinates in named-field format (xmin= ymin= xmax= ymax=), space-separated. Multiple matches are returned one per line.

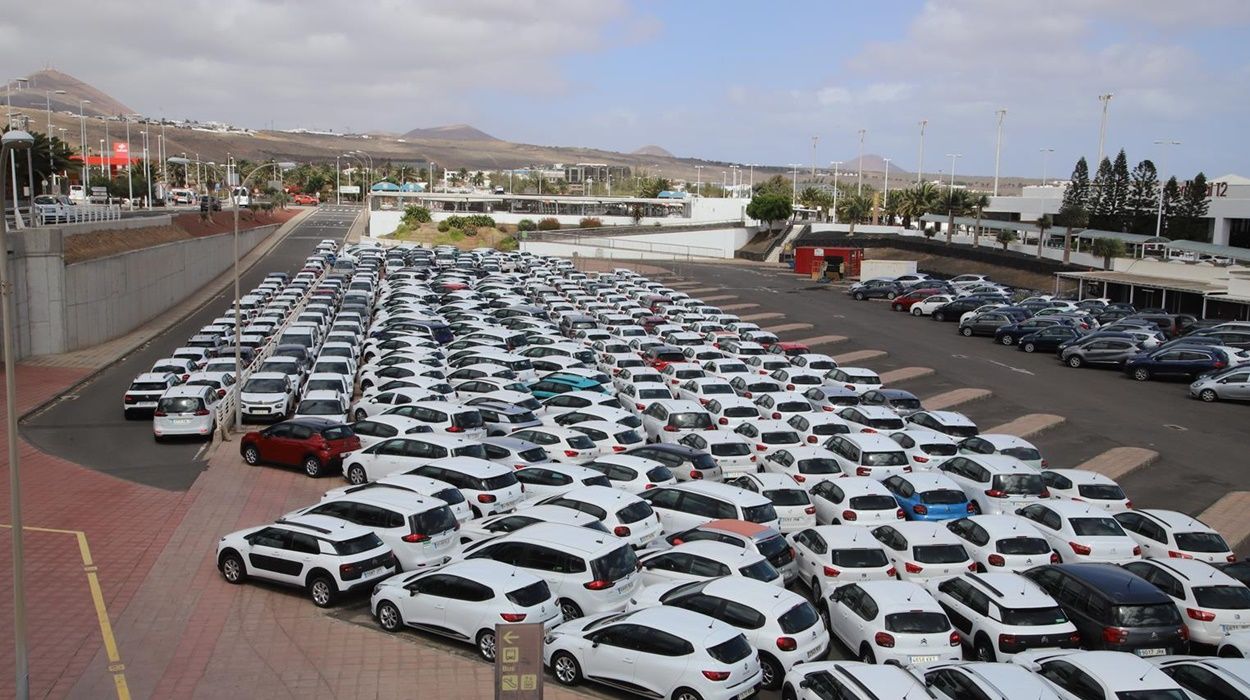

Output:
xmin=830 ymin=587 xmax=845 ymax=602
xmin=798 ymin=680 xmax=811 ymax=690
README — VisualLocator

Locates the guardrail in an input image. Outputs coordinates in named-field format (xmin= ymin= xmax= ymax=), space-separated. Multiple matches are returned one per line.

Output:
xmin=38 ymin=204 xmax=123 ymax=226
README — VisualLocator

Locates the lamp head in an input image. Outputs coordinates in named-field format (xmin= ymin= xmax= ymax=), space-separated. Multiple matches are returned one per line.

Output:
xmin=2 ymin=130 xmax=35 ymax=149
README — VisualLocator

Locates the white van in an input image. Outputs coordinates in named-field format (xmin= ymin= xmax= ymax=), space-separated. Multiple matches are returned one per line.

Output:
xmin=68 ymin=185 xmax=87 ymax=203
xmin=170 ymin=188 xmax=195 ymax=205
xmin=231 ymin=186 xmax=250 ymax=208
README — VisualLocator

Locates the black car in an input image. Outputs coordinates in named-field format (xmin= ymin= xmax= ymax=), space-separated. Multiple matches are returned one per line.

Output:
xmin=930 ymin=298 xmax=992 ymax=322
xmin=1017 ymin=326 xmax=1085 ymax=353
xmin=1023 ymin=564 xmax=1188 ymax=656
xmin=624 ymin=443 xmax=720 ymax=481
xmin=993 ymin=318 xmax=1072 ymax=346
xmin=849 ymin=279 xmax=903 ymax=301
xmin=1217 ymin=560 xmax=1250 ymax=587
xmin=959 ymin=310 xmax=1016 ymax=337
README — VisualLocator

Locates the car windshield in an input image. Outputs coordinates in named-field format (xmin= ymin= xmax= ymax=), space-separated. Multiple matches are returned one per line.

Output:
xmin=332 ymin=533 xmax=384 ymax=555
xmin=920 ymin=489 xmax=967 ymax=505
xmin=863 ymin=451 xmax=908 ymax=467
xmin=707 ymin=634 xmax=753 ymax=664
xmin=1070 ymin=517 xmax=1125 ymax=536
xmin=1174 ymin=532 xmax=1230 ymax=553
xmin=719 ymin=363 xmax=750 ymax=373
xmin=639 ymin=388 xmax=671 ymax=399
xmin=884 ymin=612 xmax=949 ymax=634
xmin=849 ymin=495 xmax=898 ymax=511
xmin=913 ymin=544 xmax=968 ymax=564
xmin=244 ymin=378 xmax=287 ymax=393
xmin=797 ymin=458 xmax=842 ymax=474
xmin=742 ymin=504 xmax=778 ymax=524
xmin=1194 ymin=585 xmax=1250 ymax=609
xmin=505 ymin=580 xmax=552 ymax=607
xmin=996 ymin=537 xmax=1051 ymax=555
xmin=616 ymin=501 xmax=654 ymax=524
xmin=307 ymin=380 xmax=343 ymax=393
xmin=1113 ymin=603 xmax=1182 ymax=626
xmin=1077 ymin=484 xmax=1126 ymax=501
xmin=591 ymin=545 xmax=638 ymax=582
xmin=738 ymin=559 xmax=779 ymax=582
xmin=831 ymin=548 xmax=889 ymax=568
xmin=645 ymin=466 xmax=674 ymax=482
xmin=992 ymin=473 xmax=1045 ymax=495
xmin=723 ymin=406 xmax=758 ymax=418
xmin=298 ymin=400 xmax=342 ymax=415
xmin=711 ymin=442 xmax=751 ymax=457
xmin=778 ymin=602 xmax=820 ymax=634
xmin=764 ymin=489 xmax=809 ymax=506
xmin=412 ymin=507 xmax=458 ymax=535
xmin=1000 ymin=605 xmax=1069 ymax=626
xmin=452 ymin=412 xmax=484 ymax=429
xmin=669 ymin=412 xmax=712 ymax=429
xmin=263 ymin=361 xmax=299 ymax=375
xmin=157 ymin=397 xmax=202 ymax=413
xmin=508 ymin=411 xmax=539 ymax=424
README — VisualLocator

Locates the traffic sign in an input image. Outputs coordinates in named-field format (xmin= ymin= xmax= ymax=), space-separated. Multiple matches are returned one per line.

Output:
xmin=494 ymin=622 xmax=543 ymax=700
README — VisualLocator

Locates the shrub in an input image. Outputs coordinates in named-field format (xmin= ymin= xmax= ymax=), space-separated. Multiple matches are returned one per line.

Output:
xmin=517 ymin=219 xmax=537 ymax=232
xmin=402 ymin=205 xmax=431 ymax=224
xmin=446 ymin=228 xmax=465 ymax=241
xmin=578 ymin=217 xmax=602 ymax=228
xmin=497 ymin=236 xmax=519 ymax=252
xmin=923 ymin=226 xmax=936 ymax=239
xmin=465 ymin=214 xmax=495 ymax=228
xmin=437 ymin=220 xmax=450 ymax=232
xmin=537 ymin=217 xmax=561 ymax=231
xmin=464 ymin=225 xmax=479 ymax=237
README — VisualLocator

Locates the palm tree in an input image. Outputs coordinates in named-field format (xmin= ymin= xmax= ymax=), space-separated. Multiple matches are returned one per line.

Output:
xmin=837 ymin=193 xmax=873 ymax=236
xmin=945 ymin=189 xmax=975 ymax=245
xmin=901 ymin=182 xmax=943 ymax=231
xmin=1055 ymin=203 xmax=1089 ymax=265
xmin=1091 ymin=237 xmax=1126 ymax=270
xmin=970 ymin=193 xmax=990 ymax=248
xmin=1035 ymin=214 xmax=1052 ymax=259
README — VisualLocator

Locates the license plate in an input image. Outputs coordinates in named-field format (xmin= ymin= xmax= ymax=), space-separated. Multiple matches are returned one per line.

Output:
xmin=1223 ymin=624 xmax=1250 ymax=633
xmin=806 ymin=645 xmax=822 ymax=660
xmin=910 ymin=655 xmax=939 ymax=664
xmin=363 ymin=566 xmax=387 ymax=578
xmin=172 ymin=419 xmax=191 ymax=425
xmin=738 ymin=690 xmax=753 ymax=700
xmin=253 ymin=408 xmax=270 ymax=414
xmin=1136 ymin=648 xmax=1166 ymax=658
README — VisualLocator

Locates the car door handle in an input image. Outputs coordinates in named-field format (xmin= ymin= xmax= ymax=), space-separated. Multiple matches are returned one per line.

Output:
xmin=621 ymin=656 xmax=635 ymax=664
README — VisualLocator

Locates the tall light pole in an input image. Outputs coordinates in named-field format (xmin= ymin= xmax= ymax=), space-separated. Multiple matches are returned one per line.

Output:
xmin=45 ymin=89 xmax=65 ymax=192
xmin=124 ymin=117 xmax=135 ymax=206
xmin=335 ymin=155 xmax=342 ymax=204
xmin=946 ymin=153 xmax=962 ymax=202
xmin=882 ymin=158 xmax=892 ymax=223
xmin=811 ymin=136 xmax=819 ymax=176
xmin=748 ymin=163 xmax=755 ymax=195
xmin=790 ymin=163 xmax=799 ymax=203
xmin=992 ymin=108 xmax=1006 ymax=197
xmin=721 ymin=171 xmax=727 ymax=196
xmin=831 ymin=161 xmax=842 ymax=224
xmin=1154 ymin=140 xmax=1180 ymax=239
xmin=1097 ymin=93 xmax=1114 ymax=167
xmin=1039 ymin=147 xmax=1055 ymax=184
xmin=917 ymin=119 xmax=928 ymax=185
xmin=142 ymin=127 xmax=153 ymax=207
xmin=694 ymin=165 xmax=703 ymax=196
xmin=77 ymin=99 xmax=91 ymax=187
xmin=2 ymin=128 xmax=36 ymax=700
xmin=856 ymin=129 xmax=866 ymax=195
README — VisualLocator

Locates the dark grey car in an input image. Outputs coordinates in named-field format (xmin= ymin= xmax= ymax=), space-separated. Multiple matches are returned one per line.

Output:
xmin=1060 ymin=337 xmax=1141 ymax=368
xmin=471 ymin=401 xmax=542 ymax=436
xmin=958 ymin=311 xmax=1014 ymax=337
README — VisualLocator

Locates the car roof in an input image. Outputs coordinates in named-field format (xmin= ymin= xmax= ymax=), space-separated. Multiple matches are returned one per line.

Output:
xmin=887 ymin=522 xmax=964 ymax=546
xmin=497 ymin=522 xmax=624 ymax=555
xmin=842 ymin=434 xmax=905 ymax=450
xmin=1042 ymin=500 xmax=1118 ymax=518
xmin=611 ymin=606 xmax=741 ymax=647
xmin=962 ymin=454 xmax=1034 ymax=473
xmin=805 ymin=525 xmax=886 ymax=548
xmin=1043 ymin=468 xmax=1118 ymax=485
xmin=856 ymin=580 xmax=940 ymax=609
xmin=697 ymin=577 xmax=809 ymax=616
xmin=963 ymin=572 xmax=1055 ymax=606
xmin=1055 ymin=651 xmax=1180 ymax=691
xmin=273 ymin=514 xmax=375 ymax=542
xmin=1135 ymin=557 xmax=1240 ymax=585
xmin=133 ymin=372 xmax=174 ymax=382
xmin=661 ymin=540 xmax=765 ymax=563
xmin=743 ymin=472 xmax=803 ymax=489
xmin=700 ymin=519 xmax=774 ymax=538
xmin=667 ymin=481 xmax=771 ymax=505
xmin=321 ymin=487 xmax=442 ymax=514
xmin=976 ymin=434 xmax=1035 ymax=449
xmin=1045 ymin=564 xmax=1171 ymax=603
xmin=1133 ymin=508 xmax=1212 ymax=531
xmin=832 ymin=477 xmax=893 ymax=496
xmin=898 ymin=472 xmax=963 ymax=491
xmin=162 ymin=385 xmax=211 ymax=397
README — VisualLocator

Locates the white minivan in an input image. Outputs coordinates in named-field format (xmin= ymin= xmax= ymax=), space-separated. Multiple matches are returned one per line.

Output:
xmin=153 ymin=384 xmax=218 ymax=441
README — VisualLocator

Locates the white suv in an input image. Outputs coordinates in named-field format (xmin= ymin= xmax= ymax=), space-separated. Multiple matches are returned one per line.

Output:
xmin=1122 ymin=558 xmax=1250 ymax=645
xmin=287 ymin=489 xmax=459 ymax=571
xmin=826 ymin=580 xmax=961 ymax=666
xmin=1113 ymin=509 xmax=1236 ymax=563
xmin=638 ymin=481 xmax=780 ymax=536
xmin=937 ymin=454 xmax=1048 ymax=515
xmin=535 ymin=485 xmax=663 ymax=549
xmin=944 ymin=514 xmax=1058 ymax=572
xmin=153 ymin=384 xmax=219 ymax=441
xmin=239 ymin=372 xmax=295 ymax=422
xmin=934 ymin=572 xmax=1079 ymax=662
xmin=216 ymin=514 xmax=397 ymax=607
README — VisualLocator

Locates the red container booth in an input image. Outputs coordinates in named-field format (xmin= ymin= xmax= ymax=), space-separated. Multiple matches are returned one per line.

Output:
xmin=793 ymin=246 xmax=862 ymax=277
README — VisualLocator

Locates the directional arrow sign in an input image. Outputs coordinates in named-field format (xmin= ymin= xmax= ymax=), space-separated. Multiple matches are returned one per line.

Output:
xmin=502 ymin=630 xmax=519 ymax=645
xmin=495 ymin=622 xmax=543 ymax=700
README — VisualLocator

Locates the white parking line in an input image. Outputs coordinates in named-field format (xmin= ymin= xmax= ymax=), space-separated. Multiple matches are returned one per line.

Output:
xmin=667 ymin=281 xmax=701 ymax=289
xmin=1076 ymin=447 xmax=1159 ymax=481
xmin=763 ymin=322 xmax=814 ymax=334
xmin=987 ymin=414 xmax=1066 ymax=439
xmin=880 ymin=367 xmax=934 ymax=385
xmin=739 ymin=312 xmax=786 ymax=322
xmin=832 ymin=349 xmax=886 ymax=364
xmin=720 ymin=303 xmax=760 ymax=311
xmin=923 ymin=388 xmax=992 ymax=411
xmin=686 ymin=287 xmax=721 ymax=295
xmin=701 ymin=294 xmax=738 ymax=302
xmin=1198 ymin=492 xmax=1250 ymax=550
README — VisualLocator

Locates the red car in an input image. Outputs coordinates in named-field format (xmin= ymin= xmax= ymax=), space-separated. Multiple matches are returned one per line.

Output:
xmin=890 ymin=288 xmax=943 ymax=312
xmin=239 ymin=418 xmax=360 ymax=478
xmin=643 ymin=344 xmax=687 ymax=370
xmin=292 ymin=193 xmax=319 ymax=206
xmin=767 ymin=342 xmax=810 ymax=357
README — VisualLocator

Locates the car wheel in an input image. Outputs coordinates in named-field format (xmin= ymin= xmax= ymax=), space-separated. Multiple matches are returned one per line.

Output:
xmin=911 ymin=307 xmax=923 ymax=317
xmin=123 ymin=409 xmax=136 ymax=421
xmin=551 ymin=651 xmax=582 ymax=687
xmin=354 ymin=408 xmax=368 ymax=421
xmin=809 ymin=577 xmax=822 ymax=603
xmin=1000 ymin=335 xmax=1014 ymax=346
xmin=858 ymin=643 xmax=876 ymax=664
xmin=558 ymin=598 xmax=583 ymax=622
xmin=476 ymin=629 xmax=497 ymax=662
xmin=1023 ymin=342 xmax=1036 ymax=353
xmin=346 ymin=465 xmax=367 ymax=485
xmin=759 ymin=653 xmax=783 ymax=689
xmin=934 ymin=312 xmax=946 ymax=322
xmin=376 ymin=601 xmax=402 ymax=632
xmin=853 ymin=292 xmax=865 ymax=301
xmin=218 ymin=550 xmax=245 ymax=584
xmin=308 ymin=575 xmax=337 ymax=608
xmin=974 ymin=634 xmax=996 ymax=662
xmin=885 ymin=292 xmax=897 ymax=300
xmin=302 ymin=456 xmax=325 ymax=478
xmin=1220 ymin=646 xmax=1245 ymax=658
xmin=1067 ymin=356 xmax=1084 ymax=368
xmin=960 ymin=327 xmax=973 ymax=337
xmin=817 ymin=601 xmax=831 ymax=630
xmin=892 ymin=304 xmax=902 ymax=312
xmin=1200 ymin=389 xmax=1219 ymax=402
xmin=1132 ymin=368 xmax=1151 ymax=382
xmin=672 ymin=688 xmax=703 ymax=700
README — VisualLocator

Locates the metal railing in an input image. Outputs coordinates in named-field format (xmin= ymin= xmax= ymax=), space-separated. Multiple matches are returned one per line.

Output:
xmin=37 ymin=204 xmax=123 ymax=226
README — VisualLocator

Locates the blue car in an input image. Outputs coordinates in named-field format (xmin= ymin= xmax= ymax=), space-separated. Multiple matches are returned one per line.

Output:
xmin=526 ymin=373 xmax=607 ymax=399
xmin=882 ymin=473 xmax=974 ymax=521
xmin=1124 ymin=346 xmax=1230 ymax=382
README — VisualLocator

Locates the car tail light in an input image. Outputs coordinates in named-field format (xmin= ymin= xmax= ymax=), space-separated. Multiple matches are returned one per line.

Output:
xmin=823 ymin=565 xmax=840 ymax=577
xmin=984 ymin=489 xmax=1007 ymax=498
xmin=477 ymin=494 xmax=497 ymax=503
xmin=514 ymin=464 xmax=526 ymax=470
xmin=861 ymin=428 xmax=876 ymax=434
xmin=402 ymin=533 xmax=430 ymax=543
xmin=1049 ymin=551 xmax=1061 ymax=564
xmin=776 ymin=636 xmax=797 ymax=651
xmin=339 ymin=562 xmax=360 ymax=578
xmin=636 ymin=403 xmax=645 ymax=410
xmin=749 ymin=455 xmax=757 ymax=462
xmin=949 ymin=631 xmax=961 ymax=646
xmin=701 ymin=670 xmax=730 ymax=682
xmin=1179 ymin=625 xmax=1189 ymax=641
xmin=124 ymin=395 xmax=138 ymax=404
xmin=743 ymin=392 xmax=752 ymax=399
xmin=913 ymin=455 xmax=929 ymax=463
xmin=794 ymin=474 xmax=806 ymax=483
xmin=217 ymin=389 xmax=226 ymax=397
xmin=822 ymin=405 xmax=833 ymax=412
xmin=842 ymin=510 xmax=857 ymax=521
xmin=564 ymin=450 xmax=580 ymax=458
xmin=1164 ymin=549 xmax=1195 ymax=559
xmin=194 ymin=409 xmax=211 ymax=416
xmin=689 ymin=470 xmax=703 ymax=480
xmin=584 ymin=579 xmax=614 ymax=590
xmin=663 ymin=425 xmax=678 ymax=432
xmin=614 ymin=526 xmax=631 ymax=537
xmin=182 ymin=374 xmax=190 ymax=382
xmin=718 ymin=417 xmax=728 ymax=425
xmin=1187 ymin=607 xmax=1216 ymax=622
xmin=1102 ymin=626 xmax=1129 ymax=644
xmin=772 ymin=412 xmax=781 ymax=419
xmin=1214 ymin=361 xmax=1227 ymax=369
xmin=447 ymin=426 xmax=463 ymax=433
xmin=612 ymin=445 xmax=627 ymax=453
xmin=987 ymin=554 xmax=1005 ymax=567
xmin=756 ymin=444 xmax=767 ymax=452
xmin=895 ymin=508 xmax=906 ymax=519
xmin=904 ymin=562 xmax=923 ymax=574
xmin=1125 ymin=499 xmax=1134 ymax=509
xmin=1229 ymin=554 xmax=1238 ymax=563
xmin=874 ymin=631 xmax=895 ymax=648
xmin=912 ymin=504 xmax=928 ymax=516
xmin=1132 ymin=545 xmax=1142 ymax=556
xmin=154 ymin=410 xmax=167 ymax=417
xmin=856 ymin=467 xmax=871 ymax=476
xmin=885 ymin=567 xmax=897 ymax=577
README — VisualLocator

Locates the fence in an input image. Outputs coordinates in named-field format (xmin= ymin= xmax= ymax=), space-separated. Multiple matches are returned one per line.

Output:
xmin=38 ymin=204 xmax=123 ymax=226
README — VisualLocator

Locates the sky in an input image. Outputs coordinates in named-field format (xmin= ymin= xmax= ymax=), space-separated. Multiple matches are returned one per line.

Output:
xmin=3 ymin=0 xmax=1249 ymax=178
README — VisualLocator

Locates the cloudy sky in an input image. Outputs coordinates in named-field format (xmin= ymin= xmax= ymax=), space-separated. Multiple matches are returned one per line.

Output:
xmin=3 ymin=0 xmax=1249 ymax=177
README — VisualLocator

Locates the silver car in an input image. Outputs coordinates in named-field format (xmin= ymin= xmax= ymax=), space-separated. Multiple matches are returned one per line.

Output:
xmin=1189 ymin=367 xmax=1250 ymax=402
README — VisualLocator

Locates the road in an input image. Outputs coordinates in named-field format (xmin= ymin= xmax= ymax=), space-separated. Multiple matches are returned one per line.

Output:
xmin=20 ymin=205 xmax=361 ymax=491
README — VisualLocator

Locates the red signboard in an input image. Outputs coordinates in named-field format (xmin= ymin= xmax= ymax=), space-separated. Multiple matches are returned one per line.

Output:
xmin=114 ymin=142 xmax=129 ymax=159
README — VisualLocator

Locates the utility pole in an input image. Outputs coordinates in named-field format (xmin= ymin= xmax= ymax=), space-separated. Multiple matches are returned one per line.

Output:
xmin=946 ymin=153 xmax=962 ymax=201
xmin=1039 ymin=147 xmax=1055 ymax=184
xmin=810 ymin=136 xmax=819 ymax=176
xmin=1097 ymin=93 xmax=1114 ymax=167
xmin=917 ymin=119 xmax=927 ymax=185
xmin=831 ymin=161 xmax=841 ymax=224
xmin=856 ymin=129 xmax=866 ymax=195
xmin=882 ymin=158 xmax=891 ymax=223
xmin=993 ymin=108 xmax=1006 ymax=197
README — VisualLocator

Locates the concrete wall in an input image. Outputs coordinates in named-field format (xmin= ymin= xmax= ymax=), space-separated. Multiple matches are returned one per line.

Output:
xmin=54 ymin=215 xmax=174 ymax=240
xmin=861 ymin=260 xmax=917 ymax=280
xmin=520 ymin=226 xmax=748 ymax=260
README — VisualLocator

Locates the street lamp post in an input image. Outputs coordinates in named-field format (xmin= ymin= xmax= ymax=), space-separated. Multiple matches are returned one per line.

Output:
xmin=1039 ymin=147 xmax=1055 ymax=184
xmin=882 ymin=158 xmax=891 ymax=224
xmin=748 ymin=164 xmax=755 ymax=195
xmin=124 ymin=117 xmax=135 ymax=207
xmin=946 ymin=153 xmax=962 ymax=201
xmin=1154 ymin=140 xmax=1180 ymax=239
xmin=790 ymin=164 xmax=798 ymax=203
xmin=1097 ymin=94 xmax=1114 ymax=167
xmin=993 ymin=108 xmax=1006 ymax=196
xmin=1 ymin=128 xmax=36 ymax=700
xmin=917 ymin=119 xmax=927 ymax=185
xmin=694 ymin=165 xmax=703 ymax=196
xmin=77 ymin=100 xmax=90 ymax=187
xmin=45 ymin=90 xmax=65 ymax=193
xmin=856 ymin=129 xmax=866 ymax=195
xmin=831 ymin=161 xmax=842 ymax=224
xmin=811 ymin=136 xmax=819 ymax=177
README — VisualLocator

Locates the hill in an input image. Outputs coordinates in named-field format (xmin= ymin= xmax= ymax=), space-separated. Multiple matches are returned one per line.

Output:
xmin=632 ymin=145 xmax=674 ymax=158
xmin=400 ymin=124 xmax=499 ymax=142
xmin=4 ymin=69 xmax=134 ymax=118
xmin=836 ymin=153 xmax=909 ymax=175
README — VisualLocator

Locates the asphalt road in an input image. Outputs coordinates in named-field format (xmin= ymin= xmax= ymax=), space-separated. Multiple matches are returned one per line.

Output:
xmin=674 ymin=263 xmax=1250 ymax=520
xmin=20 ymin=205 xmax=360 ymax=491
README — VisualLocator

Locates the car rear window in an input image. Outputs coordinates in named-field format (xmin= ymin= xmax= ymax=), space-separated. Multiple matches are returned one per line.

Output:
xmin=505 ymin=580 xmax=552 ymax=607
xmin=434 ymin=487 xmax=466 ymax=505
xmin=913 ymin=544 xmax=968 ymax=564
xmin=863 ymin=451 xmax=908 ymax=467
xmin=299 ymin=400 xmax=342 ymax=415
xmin=516 ymin=447 xmax=549 ymax=463
xmin=669 ymin=412 xmax=712 ymax=429
xmin=616 ymin=501 xmax=654 ymax=524
xmin=590 ymin=545 xmax=638 ymax=582
xmin=1112 ymin=603 xmax=1181 ymax=626
xmin=411 ymin=506 xmax=458 ymax=535
xmin=797 ymin=458 xmax=842 ymax=474
xmin=996 ymin=537 xmax=1051 ymax=555
xmin=778 ymin=602 xmax=820 ymax=634
xmin=332 ymin=533 xmax=384 ymax=555
xmin=992 ymin=473 xmax=1045 ymax=495
xmin=1194 ymin=585 xmax=1250 ymax=609
xmin=764 ymin=489 xmax=809 ymax=506
xmin=761 ymin=431 xmax=800 ymax=444
xmin=1001 ymin=447 xmax=1042 ymax=462
xmin=723 ymin=406 xmax=758 ymax=418
xmin=130 ymin=382 xmax=169 ymax=392
xmin=922 ymin=443 xmax=958 ymax=456
xmin=893 ymin=398 xmax=923 ymax=410
xmin=707 ymin=634 xmax=753 ymax=664
xmin=884 ymin=612 xmax=949 ymax=634
xmin=506 ymin=411 xmax=539 ymax=424
xmin=452 ymin=411 xmax=484 ymax=429
xmin=869 ymin=417 xmax=905 ymax=429
xmin=639 ymin=388 xmax=671 ymax=399
xmin=830 ymin=548 xmax=889 ymax=568
xmin=1077 ymin=484 xmax=1126 ymax=501
xmin=1000 ymin=605 xmax=1068 ymax=626
xmin=566 ymin=435 xmax=597 ymax=450
xmin=849 ymin=495 xmax=897 ymax=511
xmin=920 ymin=489 xmax=966 ymax=505
xmin=1174 ymin=532 xmax=1230 ymax=553
xmin=319 ymin=425 xmax=354 ymax=440
xmin=710 ymin=442 xmax=751 ymax=457
xmin=741 ymin=503 xmax=778 ymax=524
xmin=480 ymin=472 xmax=519 ymax=490
xmin=158 ymin=397 xmax=203 ymax=413
xmin=738 ymin=559 xmax=779 ymax=582
xmin=452 ymin=444 xmax=488 ymax=460
xmin=613 ymin=429 xmax=644 ymax=445
xmin=1069 ymin=517 xmax=1124 ymax=537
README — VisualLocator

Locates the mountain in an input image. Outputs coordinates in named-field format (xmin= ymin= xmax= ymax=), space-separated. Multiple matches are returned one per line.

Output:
xmin=400 ymin=124 xmax=499 ymax=142
xmin=836 ymin=153 xmax=909 ymax=175
xmin=4 ymin=69 xmax=135 ymax=118
xmin=632 ymin=145 xmax=673 ymax=158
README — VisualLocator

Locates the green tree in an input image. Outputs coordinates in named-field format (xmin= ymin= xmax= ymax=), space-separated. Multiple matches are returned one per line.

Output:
xmin=1091 ymin=237 xmax=1126 ymax=269
xmin=1054 ymin=203 xmax=1089 ymax=265
xmin=1108 ymin=149 xmax=1131 ymax=230
xmin=944 ymin=188 xmax=975 ymax=245
xmin=1035 ymin=214 xmax=1053 ymax=259
xmin=996 ymin=230 xmax=1018 ymax=250
xmin=895 ymin=183 xmax=942 ymax=230
xmin=637 ymin=177 xmax=671 ymax=198
xmin=472 ymin=171 xmax=485 ymax=187
xmin=836 ymin=193 xmax=873 ymax=236
xmin=1062 ymin=157 xmax=1091 ymax=212
xmin=1172 ymin=172 xmax=1210 ymax=241
xmin=1161 ymin=176 xmax=1182 ymax=237
xmin=746 ymin=193 xmax=793 ymax=231
xmin=1088 ymin=156 xmax=1114 ymax=227
xmin=1126 ymin=159 xmax=1158 ymax=235
xmin=402 ymin=205 xmax=431 ymax=224
xmin=753 ymin=174 xmax=793 ymax=200
xmin=970 ymin=193 xmax=991 ymax=247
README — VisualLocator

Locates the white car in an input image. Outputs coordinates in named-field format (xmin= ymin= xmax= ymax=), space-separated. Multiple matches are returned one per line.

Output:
xmin=938 ymin=454 xmax=1048 ymax=515
xmin=906 ymin=410 xmax=979 ymax=439
xmin=732 ymin=419 xmax=805 ymax=458
xmin=827 ymin=580 xmax=961 ymax=666
xmin=785 ymin=662 xmax=933 ymax=699
xmin=674 ymin=377 xmax=737 ymax=405
xmin=1123 ymin=558 xmax=1250 ymax=645
xmin=919 ymin=661 xmax=1063 ymax=700
xmin=870 ymin=522 xmax=975 ymax=585
xmin=726 ymin=472 xmax=816 ymax=533
xmin=513 ymin=464 xmax=613 ymax=502
xmin=456 ymin=504 xmax=612 ymax=545
xmin=371 ymin=560 xmax=560 ymax=660
xmin=639 ymin=399 xmax=717 ymax=443
xmin=1154 ymin=657 xmax=1250 ymax=699
xmin=216 ymin=514 xmax=397 ymax=607
xmin=1040 ymin=469 xmax=1131 ymax=511
xmin=1113 ymin=509 xmax=1236 ymax=563
xmin=349 ymin=388 xmax=438 ymax=421
xmin=836 ymin=406 xmax=907 ymax=434
xmin=637 ymin=540 xmax=782 ymax=587
xmin=1015 ymin=502 xmax=1142 ymax=564
xmin=238 ymin=372 xmax=295 ymax=422
xmin=536 ymin=485 xmax=663 ymax=549
xmin=544 ymin=606 xmax=762 ymax=700
xmin=567 ymin=420 xmax=646 ymax=455
xmin=761 ymin=446 xmax=846 ymax=485
xmin=323 ymin=475 xmax=473 ymax=524
xmin=702 ymin=396 xmax=762 ymax=429
xmin=911 ymin=294 xmax=955 ymax=316
xmin=617 ymin=381 xmax=676 ymax=415
xmin=293 ymin=389 xmax=349 ymax=423
xmin=960 ymin=434 xmax=1046 ymax=469
xmin=625 ymin=577 xmax=828 ymax=691
xmin=288 ymin=489 xmax=459 ymax=571
xmin=934 ymin=573 xmax=1079 ymax=662
xmin=509 ymin=425 xmax=603 ymax=464
xmin=944 ymin=515 xmax=1058 ymax=572
xmin=824 ymin=434 xmax=912 ymax=480
xmin=348 ymin=415 xmax=436 ymax=449
xmin=810 ymin=477 xmax=904 ymax=526
xmin=769 ymin=367 xmax=828 ymax=392
xmin=1011 ymin=650 xmax=1188 ymax=700
xmin=1218 ymin=630 xmax=1250 ymax=658
xmin=888 ymin=429 xmax=961 ymax=469
xmin=676 ymin=431 xmax=756 ymax=475
xmin=581 ymin=455 xmax=677 ymax=493
xmin=122 ymin=372 xmax=180 ymax=419
xmin=340 ymin=435 xmax=491 ymax=485
xmin=639 ymin=481 xmax=780 ymax=536
xmin=786 ymin=413 xmax=853 ymax=445
xmin=382 ymin=400 xmax=488 ymax=440
xmin=788 ymin=525 xmax=895 ymax=600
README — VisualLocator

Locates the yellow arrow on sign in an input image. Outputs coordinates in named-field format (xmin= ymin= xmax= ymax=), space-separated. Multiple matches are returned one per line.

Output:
xmin=502 ymin=630 xmax=519 ymax=645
